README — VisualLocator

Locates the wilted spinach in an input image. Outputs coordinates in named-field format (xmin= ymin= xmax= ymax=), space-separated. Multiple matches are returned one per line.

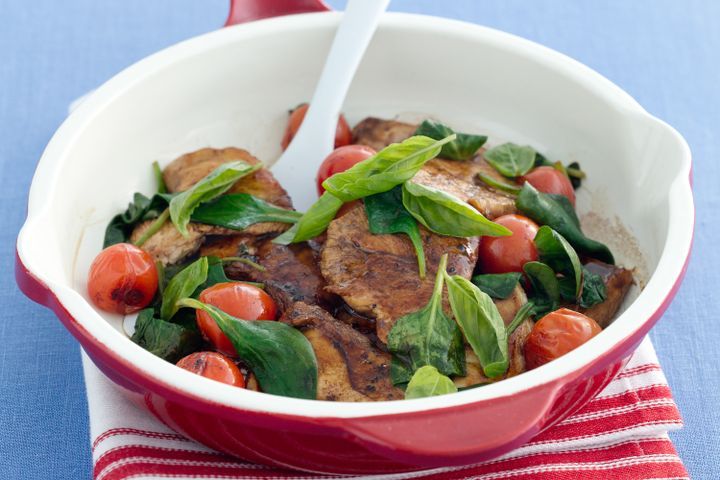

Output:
xmin=365 ymin=186 xmax=426 ymax=278
xmin=578 ymin=267 xmax=607 ymax=308
xmin=534 ymin=226 xmax=583 ymax=300
xmin=191 ymin=193 xmax=302 ymax=230
xmin=401 ymin=181 xmax=511 ymax=238
xmin=444 ymin=274 xmax=508 ymax=378
xmin=404 ymin=366 xmax=458 ymax=399
xmin=387 ymin=255 xmax=466 ymax=384
xmin=177 ymin=298 xmax=317 ymax=399
xmin=131 ymin=308 xmax=202 ymax=363
xmin=104 ymin=192 xmax=171 ymax=247
xmin=516 ymin=183 xmax=614 ymax=264
xmin=413 ymin=120 xmax=487 ymax=161
xmin=523 ymin=261 xmax=561 ymax=318
xmin=471 ymin=272 xmax=522 ymax=300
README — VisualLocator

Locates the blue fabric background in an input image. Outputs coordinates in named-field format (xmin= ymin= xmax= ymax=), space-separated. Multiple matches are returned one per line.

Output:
xmin=1 ymin=1 xmax=718 ymax=478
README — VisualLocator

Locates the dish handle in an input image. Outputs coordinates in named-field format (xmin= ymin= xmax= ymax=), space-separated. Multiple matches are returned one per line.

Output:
xmin=225 ymin=0 xmax=332 ymax=26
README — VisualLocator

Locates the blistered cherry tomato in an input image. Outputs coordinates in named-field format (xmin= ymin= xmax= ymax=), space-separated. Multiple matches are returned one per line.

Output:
xmin=176 ymin=351 xmax=245 ymax=387
xmin=281 ymin=103 xmax=352 ymax=151
xmin=316 ymin=145 xmax=377 ymax=195
xmin=521 ymin=166 xmax=576 ymax=207
xmin=87 ymin=243 xmax=158 ymax=314
xmin=478 ymin=214 xmax=540 ymax=274
xmin=524 ymin=308 xmax=602 ymax=369
xmin=197 ymin=282 xmax=277 ymax=357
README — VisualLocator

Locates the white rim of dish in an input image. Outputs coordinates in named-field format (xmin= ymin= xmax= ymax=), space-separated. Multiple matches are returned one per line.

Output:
xmin=18 ymin=12 xmax=693 ymax=419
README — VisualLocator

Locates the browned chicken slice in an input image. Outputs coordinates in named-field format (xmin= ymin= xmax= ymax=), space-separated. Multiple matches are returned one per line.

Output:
xmin=201 ymin=235 xmax=337 ymax=314
xmin=163 ymin=147 xmax=292 ymax=208
xmin=575 ymin=261 xmax=635 ymax=328
xmin=453 ymin=286 xmax=533 ymax=387
xmin=281 ymin=302 xmax=404 ymax=401
xmin=321 ymin=203 xmax=479 ymax=344
xmin=353 ymin=117 xmax=517 ymax=219
xmin=131 ymin=147 xmax=292 ymax=265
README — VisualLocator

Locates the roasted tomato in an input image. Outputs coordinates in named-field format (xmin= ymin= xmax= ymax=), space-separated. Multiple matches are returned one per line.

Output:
xmin=281 ymin=103 xmax=352 ymax=151
xmin=525 ymin=308 xmax=602 ymax=369
xmin=176 ymin=351 xmax=245 ymax=387
xmin=87 ymin=243 xmax=158 ymax=314
xmin=196 ymin=282 xmax=277 ymax=357
xmin=316 ymin=145 xmax=377 ymax=195
xmin=521 ymin=166 xmax=576 ymax=206
xmin=478 ymin=214 xmax=540 ymax=274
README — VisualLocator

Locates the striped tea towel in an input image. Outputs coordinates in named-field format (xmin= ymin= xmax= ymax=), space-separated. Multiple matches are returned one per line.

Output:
xmin=83 ymin=337 xmax=688 ymax=480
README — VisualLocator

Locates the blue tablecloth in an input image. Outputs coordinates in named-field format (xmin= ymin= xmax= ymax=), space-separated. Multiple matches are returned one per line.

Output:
xmin=1 ymin=1 xmax=718 ymax=478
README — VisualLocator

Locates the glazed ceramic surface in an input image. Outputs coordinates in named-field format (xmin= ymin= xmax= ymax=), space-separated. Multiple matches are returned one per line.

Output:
xmin=16 ymin=12 xmax=693 ymax=474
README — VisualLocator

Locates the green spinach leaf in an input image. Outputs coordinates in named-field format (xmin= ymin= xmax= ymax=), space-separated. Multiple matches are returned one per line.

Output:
xmin=131 ymin=308 xmax=202 ymax=363
xmin=365 ymin=186 xmax=426 ymax=278
xmin=104 ymin=193 xmax=170 ymax=247
xmin=516 ymin=183 xmax=614 ymax=264
xmin=191 ymin=193 xmax=302 ymax=230
xmin=484 ymin=143 xmax=536 ymax=178
xmin=534 ymin=226 xmax=582 ymax=300
xmin=273 ymin=192 xmax=344 ymax=244
xmin=523 ymin=261 xmax=561 ymax=317
xmin=404 ymin=366 xmax=458 ymax=399
xmin=578 ymin=267 xmax=607 ymax=308
xmin=401 ymin=181 xmax=511 ymax=238
xmin=160 ymin=257 xmax=208 ymax=320
xmin=387 ymin=255 xmax=466 ymax=384
xmin=322 ymin=135 xmax=455 ymax=202
xmin=177 ymin=298 xmax=318 ymax=399
xmin=444 ymin=275 xmax=508 ymax=378
xmin=471 ymin=272 xmax=522 ymax=299
xmin=169 ymin=161 xmax=261 ymax=237
xmin=413 ymin=120 xmax=487 ymax=161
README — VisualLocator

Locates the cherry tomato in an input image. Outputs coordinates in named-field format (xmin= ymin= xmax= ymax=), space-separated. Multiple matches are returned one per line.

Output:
xmin=87 ymin=243 xmax=158 ymax=314
xmin=176 ymin=351 xmax=245 ymax=387
xmin=521 ymin=166 xmax=576 ymax=207
xmin=524 ymin=308 xmax=602 ymax=369
xmin=197 ymin=282 xmax=277 ymax=357
xmin=316 ymin=145 xmax=377 ymax=195
xmin=281 ymin=103 xmax=352 ymax=151
xmin=478 ymin=214 xmax=540 ymax=274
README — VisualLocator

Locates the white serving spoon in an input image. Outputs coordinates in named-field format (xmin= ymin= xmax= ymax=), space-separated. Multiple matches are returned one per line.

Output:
xmin=271 ymin=0 xmax=390 ymax=211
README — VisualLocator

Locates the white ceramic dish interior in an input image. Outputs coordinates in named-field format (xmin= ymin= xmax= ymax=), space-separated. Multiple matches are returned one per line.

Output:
xmin=17 ymin=13 xmax=693 ymax=417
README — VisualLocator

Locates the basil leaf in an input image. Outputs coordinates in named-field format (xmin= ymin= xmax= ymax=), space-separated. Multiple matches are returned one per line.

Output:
xmin=401 ymin=181 xmax=512 ymax=238
xmin=484 ymin=143 xmax=536 ymax=177
xmin=516 ymin=183 xmax=614 ymax=264
xmin=534 ymin=226 xmax=582 ymax=299
xmin=104 ymin=193 xmax=170 ymax=247
xmin=160 ymin=257 xmax=209 ymax=320
xmin=365 ymin=186 xmax=426 ymax=278
xmin=387 ymin=255 xmax=466 ymax=384
xmin=578 ymin=266 xmax=607 ymax=308
xmin=169 ymin=161 xmax=261 ymax=237
xmin=444 ymin=275 xmax=508 ymax=378
xmin=177 ymin=298 xmax=317 ymax=399
xmin=273 ymin=192 xmax=343 ymax=244
xmin=523 ymin=261 xmax=560 ymax=317
xmin=152 ymin=161 xmax=167 ymax=194
xmin=191 ymin=193 xmax=302 ymax=231
xmin=413 ymin=120 xmax=487 ymax=161
xmin=471 ymin=272 xmax=522 ymax=299
xmin=322 ymin=135 xmax=455 ymax=202
xmin=131 ymin=308 xmax=202 ymax=363
xmin=405 ymin=366 xmax=458 ymax=399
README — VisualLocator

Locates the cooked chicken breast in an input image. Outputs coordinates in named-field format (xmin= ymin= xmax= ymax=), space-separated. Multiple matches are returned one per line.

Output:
xmin=131 ymin=147 xmax=292 ymax=265
xmin=576 ymin=261 xmax=635 ymax=328
xmin=321 ymin=203 xmax=479 ymax=344
xmin=202 ymin=235 xmax=337 ymax=314
xmin=353 ymin=117 xmax=517 ymax=219
xmin=281 ymin=302 xmax=404 ymax=401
